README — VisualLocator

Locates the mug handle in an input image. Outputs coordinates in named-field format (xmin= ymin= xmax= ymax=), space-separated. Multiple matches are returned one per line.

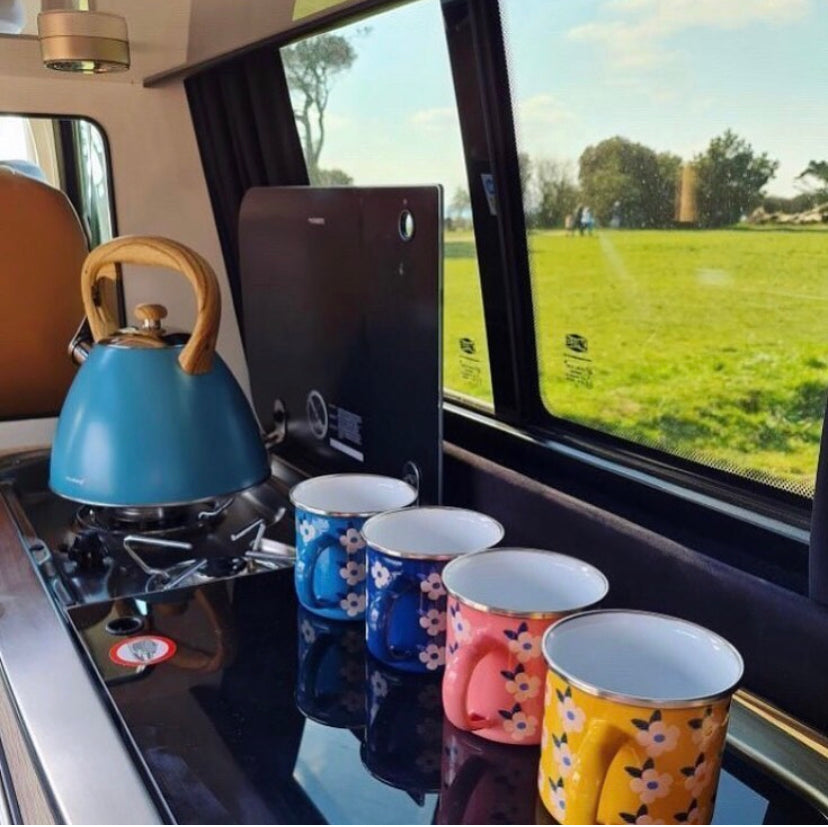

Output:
xmin=442 ymin=631 xmax=504 ymax=731
xmin=372 ymin=575 xmax=420 ymax=663
xmin=297 ymin=538 xmax=343 ymax=611
xmin=563 ymin=720 xmax=642 ymax=824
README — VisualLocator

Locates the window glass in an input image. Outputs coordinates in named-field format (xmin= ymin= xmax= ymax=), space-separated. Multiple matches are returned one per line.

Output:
xmin=280 ymin=0 xmax=493 ymax=407
xmin=502 ymin=0 xmax=828 ymax=497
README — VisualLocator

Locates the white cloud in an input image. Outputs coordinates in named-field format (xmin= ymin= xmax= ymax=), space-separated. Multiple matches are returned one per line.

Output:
xmin=569 ymin=0 xmax=811 ymax=71
xmin=410 ymin=107 xmax=457 ymax=131
xmin=516 ymin=94 xmax=576 ymax=127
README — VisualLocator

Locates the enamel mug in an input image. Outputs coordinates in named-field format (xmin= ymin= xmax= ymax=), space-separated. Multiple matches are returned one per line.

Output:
xmin=539 ymin=610 xmax=743 ymax=825
xmin=290 ymin=474 xmax=417 ymax=620
xmin=441 ymin=548 xmax=608 ymax=745
xmin=362 ymin=507 xmax=504 ymax=672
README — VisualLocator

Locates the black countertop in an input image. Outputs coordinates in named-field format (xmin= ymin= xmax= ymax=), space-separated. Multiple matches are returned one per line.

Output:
xmin=67 ymin=568 xmax=825 ymax=825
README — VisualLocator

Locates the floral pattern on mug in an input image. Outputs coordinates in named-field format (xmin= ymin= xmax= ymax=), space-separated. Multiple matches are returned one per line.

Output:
xmin=299 ymin=618 xmax=316 ymax=644
xmin=689 ymin=706 xmax=724 ymax=751
xmin=674 ymin=798 xmax=701 ymax=824
xmin=448 ymin=600 xmax=471 ymax=644
xmin=419 ymin=608 xmax=446 ymax=636
xmin=633 ymin=709 xmax=681 ymax=757
xmin=547 ymin=777 xmax=567 ymax=823
xmin=626 ymin=758 xmax=674 ymax=805
xmin=556 ymin=685 xmax=586 ymax=733
xmin=370 ymin=559 xmax=391 ymax=588
xmin=681 ymin=754 xmax=714 ymax=799
xmin=502 ymin=663 xmax=541 ymax=702
xmin=504 ymin=621 xmax=542 ymax=663
xmin=499 ymin=703 xmax=538 ymax=742
xmin=370 ymin=670 xmax=389 ymax=698
xmin=552 ymin=733 xmax=574 ymax=778
xmin=339 ymin=526 xmax=366 ymax=554
xmin=619 ymin=804 xmax=666 ymax=825
xmin=339 ymin=560 xmax=366 ymax=586
xmin=420 ymin=571 xmax=446 ymax=600
xmin=339 ymin=591 xmax=366 ymax=617
xmin=419 ymin=643 xmax=445 ymax=670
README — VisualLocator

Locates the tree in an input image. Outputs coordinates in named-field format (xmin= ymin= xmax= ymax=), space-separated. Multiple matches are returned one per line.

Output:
xmin=693 ymin=130 xmax=779 ymax=228
xmin=282 ymin=33 xmax=358 ymax=180
xmin=578 ymin=136 xmax=678 ymax=228
xmin=449 ymin=186 xmax=471 ymax=227
xmin=534 ymin=158 xmax=579 ymax=229
xmin=796 ymin=160 xmax=828 ymax=202
xmin=314 ymin=168 xmax=353 ymax=186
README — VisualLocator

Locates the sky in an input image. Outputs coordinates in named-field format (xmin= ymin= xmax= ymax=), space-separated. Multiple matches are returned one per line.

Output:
xmin=302 ymin=0 xmax=828 ymax=200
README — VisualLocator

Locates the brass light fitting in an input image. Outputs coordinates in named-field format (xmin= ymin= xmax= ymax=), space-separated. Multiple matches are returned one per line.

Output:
xmin=37 ymin=8 xmax=129 ymax=73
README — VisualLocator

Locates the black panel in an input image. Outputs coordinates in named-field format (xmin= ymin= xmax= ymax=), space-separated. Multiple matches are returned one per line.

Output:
xmin=239 ymin=186 xmax=443 ymax=504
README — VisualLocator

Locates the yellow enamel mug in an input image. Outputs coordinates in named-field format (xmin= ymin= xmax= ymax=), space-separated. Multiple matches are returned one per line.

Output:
xmin=539 ymin=610 xmax=743 ymax=825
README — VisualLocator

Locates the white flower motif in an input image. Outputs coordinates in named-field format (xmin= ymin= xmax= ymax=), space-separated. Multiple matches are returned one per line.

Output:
xmin=548 ymin=779 xmax=566 ymax=822
xmin=420 ymin=572 xmax=446 ymax=600
xmin=553 ymin=738 xmax=574 ymax=778
xmin=371 ymin=559 xmax=391 ymax=588
xmin=340 ymin=527 xmax=366 ymax=554
xmin=503 ymin=711 xmax=538 ymax=742
xmin=339 ymin=559 xmax=366 ymax=586
xmin=691 ymin=712 xmax=722 ymax=751
xmin=418 ymin=643 xmax=445 ymax=670
xmin=630 ymin=768 xmax=673 ymax=805
xmin=370 ymin=670 xmax=388 ymax=698
xmin=684 ymin=758 xmax=714 ymax=798
xmin=508 ymin=629 xmax=542 ymax=663
xmin=299 ymin=619 xmax=316 ymax=644
xmin=339 ymin=591 xmax=366 ymax=617
xmin=635 ymin=720 xmax=681 ymax=757
xmin=418 ymin=608 xmax=446 ymax=637
xmin=298 ymin=519 xmax=317 ymax=543
xmin=505 ymin=672 xmax=541 ymax=702
xmin=634 ymin=813 xmax=665 ymax=825
xmin=451 ymin=608 xmax=472 ymax=643
xmin=558 ymin=694 xmax=586 ymax=733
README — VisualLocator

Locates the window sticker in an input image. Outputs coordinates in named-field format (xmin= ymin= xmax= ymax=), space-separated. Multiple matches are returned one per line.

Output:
xmin=109 ymin=635 xmax=177 ymax=667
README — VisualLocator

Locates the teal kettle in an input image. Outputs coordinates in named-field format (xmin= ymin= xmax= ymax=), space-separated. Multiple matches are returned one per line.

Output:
xmin=50 ymin=235 xmax=270 ymax=506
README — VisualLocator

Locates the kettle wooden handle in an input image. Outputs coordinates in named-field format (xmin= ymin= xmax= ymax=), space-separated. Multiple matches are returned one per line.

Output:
xmin=80 ymin=235 xmax=221 ymax=375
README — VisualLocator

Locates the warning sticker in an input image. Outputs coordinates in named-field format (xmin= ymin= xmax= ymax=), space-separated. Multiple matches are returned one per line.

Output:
xmin=329 ymin=405 xmax=364 ymax=462
xmin=109 ymin=635 xmax=177 ymax=667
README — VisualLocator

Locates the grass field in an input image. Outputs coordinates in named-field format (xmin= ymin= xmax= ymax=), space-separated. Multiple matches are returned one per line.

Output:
xmin=443 ymin=228 xmax=828 ymax=495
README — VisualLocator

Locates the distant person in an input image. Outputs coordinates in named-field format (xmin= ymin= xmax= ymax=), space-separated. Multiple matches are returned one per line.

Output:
xmin=574 ymin=205 xmax=584 ymax=236
xmin=581 ymin=205 xmax=594 ymax=235
xmin=564 ymin=213 xmax=574 ymax=235
xmin=610 ymin=200 xmax=621 ymax=229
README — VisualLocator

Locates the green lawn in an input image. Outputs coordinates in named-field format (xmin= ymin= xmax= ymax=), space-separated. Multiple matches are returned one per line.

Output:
xmin=443 ymin=228 xmax=828 ymax=495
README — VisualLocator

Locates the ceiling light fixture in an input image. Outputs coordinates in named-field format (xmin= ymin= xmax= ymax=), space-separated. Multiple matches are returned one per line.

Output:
xmin=37 ymin=2 xmax=129 ymax=73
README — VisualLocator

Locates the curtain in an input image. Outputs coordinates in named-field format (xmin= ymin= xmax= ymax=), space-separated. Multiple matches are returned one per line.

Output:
xmin=186 ymin=47 xmax=308 ymax=329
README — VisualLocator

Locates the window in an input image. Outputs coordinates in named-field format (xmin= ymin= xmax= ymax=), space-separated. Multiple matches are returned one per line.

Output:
xmin=280 ymin=0 xmax=493 ymax=407
xmin=501 ymin=0 xmax=828 ymax=499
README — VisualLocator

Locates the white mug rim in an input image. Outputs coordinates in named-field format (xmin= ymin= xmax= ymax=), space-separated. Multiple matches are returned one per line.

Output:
xmin=542 ymin=609 xmax=744 ymax=708
xmin=362 ymin=506 xmax=505 ymax=560
xmin=442 ymin=548 xmax=609 ymax=618
xmin=289 ymin=473 xmax=417 ymax=518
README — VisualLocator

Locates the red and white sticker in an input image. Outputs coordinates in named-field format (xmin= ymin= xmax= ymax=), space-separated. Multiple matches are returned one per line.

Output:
xmin=109 ymin=635 xmax=177 ymax=667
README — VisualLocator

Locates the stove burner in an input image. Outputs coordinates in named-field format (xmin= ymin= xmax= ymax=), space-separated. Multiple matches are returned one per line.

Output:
xmin=74 ymin=498 xmax=234 ymax=537
xmin=64 ymin=530 xmax=110 ymax=572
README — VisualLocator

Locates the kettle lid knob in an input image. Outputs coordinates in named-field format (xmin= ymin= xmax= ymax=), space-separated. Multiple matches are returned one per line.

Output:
xmin=134 ymin=303 xmax=168 ymax=331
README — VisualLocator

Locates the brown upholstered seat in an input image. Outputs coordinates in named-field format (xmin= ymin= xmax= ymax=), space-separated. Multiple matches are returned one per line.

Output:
xmin=0 ymin=166 xmax=88 ymax=419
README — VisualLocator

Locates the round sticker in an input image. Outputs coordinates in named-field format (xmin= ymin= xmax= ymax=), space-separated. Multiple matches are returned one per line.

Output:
xmin=306 ymin=389 xmax=329 ymax=440
xmin=109 ymin=635 xmax=177 ymax=667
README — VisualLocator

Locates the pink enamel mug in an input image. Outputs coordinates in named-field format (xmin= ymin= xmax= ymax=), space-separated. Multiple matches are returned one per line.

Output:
xmin=441 ymin=548 xmax=608 ymax=746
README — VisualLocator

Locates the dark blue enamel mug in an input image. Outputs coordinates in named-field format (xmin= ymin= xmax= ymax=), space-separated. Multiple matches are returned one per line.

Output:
xmin=361 ymin=507 xmax=504 ymax=672
xmin=295 ymin=607 xmax=367 ymax=729
xmin=290 ymin=474 xmax=417 ymax=621
xmin=360 ymin=655 xmax=444 ymax=794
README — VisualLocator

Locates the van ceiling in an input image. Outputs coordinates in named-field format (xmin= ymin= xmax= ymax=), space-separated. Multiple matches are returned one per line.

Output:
xmin=0 ymin=0 xmax=373 ymax=83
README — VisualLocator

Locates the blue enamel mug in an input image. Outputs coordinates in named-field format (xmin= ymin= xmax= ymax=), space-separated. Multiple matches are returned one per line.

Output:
xmin=362 ymin=507 xmax=504 ymax=672
xmin=290 ymin=474 xmax=418 ymax=620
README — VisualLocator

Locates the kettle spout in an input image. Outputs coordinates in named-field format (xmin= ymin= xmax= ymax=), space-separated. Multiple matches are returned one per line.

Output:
xmin=68 ymin=317 xmax=94 ymax=365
